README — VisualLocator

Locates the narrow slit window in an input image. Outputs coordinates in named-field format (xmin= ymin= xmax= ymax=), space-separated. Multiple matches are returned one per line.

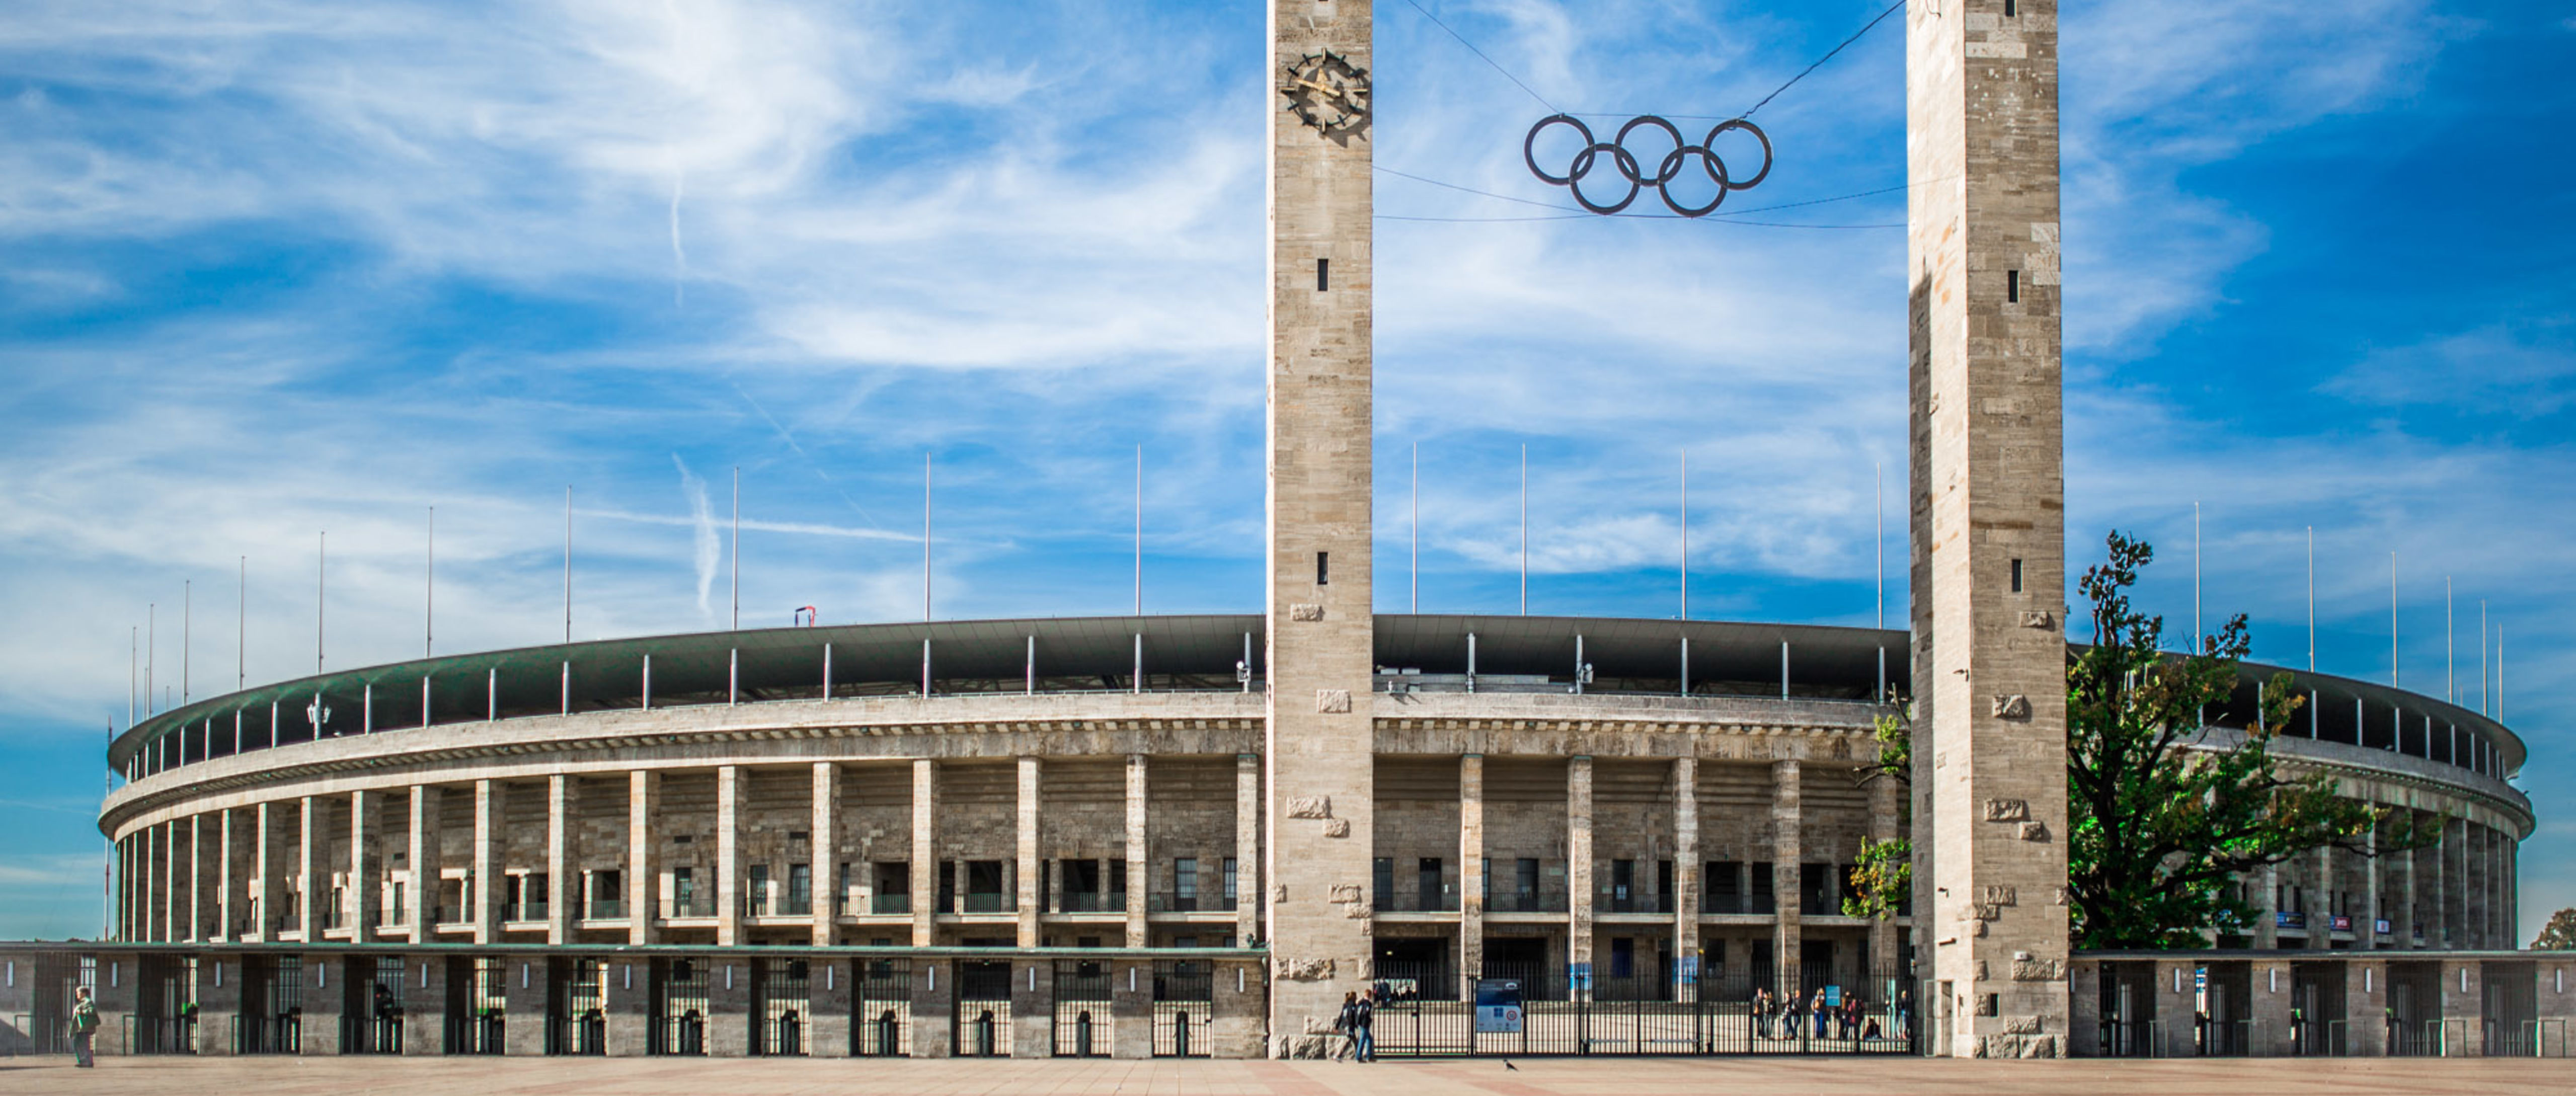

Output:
xmin=1317 ymin=258 xmax=1330 ymax=292
xmin=2004 ymin=0 xmax=2017 ymax=16
xmin=1317 ymin=552 xmax=1330 ymax=586
xmin=2010 ymin=558 xmax=2025 ymax=593
xmin=2006 ymin=269 xmax=2020 ymax=303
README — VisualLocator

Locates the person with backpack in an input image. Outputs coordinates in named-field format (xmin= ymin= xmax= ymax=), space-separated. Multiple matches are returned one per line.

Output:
xmin=1348 ymin=987 xmax=1376 ymax=1062
xmin=69 ymin=986 xmax=99 ymax=1067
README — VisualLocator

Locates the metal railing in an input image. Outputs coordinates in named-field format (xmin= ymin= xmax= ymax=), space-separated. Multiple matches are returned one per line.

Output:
xmin=870 ymin=893 xmax=911 ymax=915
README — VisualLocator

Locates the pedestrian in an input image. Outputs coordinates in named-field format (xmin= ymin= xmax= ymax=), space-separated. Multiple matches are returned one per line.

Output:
xmin=1842 ymin=994 xmax=1863 ymax=1040
xmin=1334 ymin=991 xmax=1359 ymax=1061
xmin=1751 ymin=987 xmax=1771 ymax=1039
xmin=1353 ymin=987 xmax=1377 ymax=1062
xmin=69 ymin=986 xmax=99 ymax=1067
xmin=1811 ymin=990 xmax=1829 ymax=1038
xmin=1896 ymin=988 xmax=1912 ymax=1042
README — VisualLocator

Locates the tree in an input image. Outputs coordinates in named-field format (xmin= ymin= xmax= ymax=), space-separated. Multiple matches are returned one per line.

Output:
xmin=2535 ymin=907 xmax=2576 ymax=951
xmin=1843 ymin=710 xmax=1912 ymax=921
xmin=2066 ymin=532 xmax=2440 ymax=949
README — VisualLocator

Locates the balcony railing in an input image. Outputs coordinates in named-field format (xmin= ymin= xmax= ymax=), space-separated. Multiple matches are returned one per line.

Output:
xmin=1150 ymin=894 xmax=1209 ymax=913
xmin=662 ymin=896 xmax=715 ymax=919
xmin=961 ymin=892 xmax=1008 ymax=914
xmin=870 ymin=893 xmax=910 ymax=915
xmin=586 ymin=899 xmax=624 ymax=920
xmin=1055 ymin=893 xmax=1123 ymax=914
xmin=1487 ymin=893 xmax=1570 ymax=914
xmin=1700 ymin=893 xmax=1775 ymax=915
xmin=1603 ymin=893 xmax=1675 ymax=914
xmin=1372 ymin=892 xmax=1459 ymax=913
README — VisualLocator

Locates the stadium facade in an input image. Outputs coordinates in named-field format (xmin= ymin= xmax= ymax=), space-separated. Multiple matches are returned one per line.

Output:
xmin=3 ymin=0 xmax=2569 ymax=1064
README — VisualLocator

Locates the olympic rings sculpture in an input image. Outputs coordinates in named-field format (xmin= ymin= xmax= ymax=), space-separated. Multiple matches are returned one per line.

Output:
xmin=1523 ymin=114 xmax=1773 ymax=217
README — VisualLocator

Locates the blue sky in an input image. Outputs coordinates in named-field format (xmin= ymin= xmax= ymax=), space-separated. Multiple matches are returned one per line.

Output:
xmin=1 ymin=0 xmax=2568 ymax=942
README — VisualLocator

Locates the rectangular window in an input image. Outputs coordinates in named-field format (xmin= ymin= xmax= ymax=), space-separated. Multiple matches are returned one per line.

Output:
xmin=1709 ymin=860 xmax=1744 ymax=913
xmin=787 ymin=863 xmax=812 ymax=916
xmin=2007 ymin=268 xmax=2021 ymax=302
xmin=749 ymin=864 xmax=770 ymax=916
xmin=1750 ymin=862 xmax=1775 ymax=913
xmin=2010 ymin=558 xmax=2025 ymax=593
xmin=1373 ymin=856 xmax=1394 ymax=911
xmin=1516 ymin=858 xmax=1540 ymax=911
xmin=1317 ymin=258 xmax=1329 ymax=291
xmin=1610 ymin=936 xmax=1635 ymax=980
xmin=938 ymin=861 xmax=957 ymax=914
xmin=2004 ymin=0 xmax=2017 ymax=16
xmin=1317 ymin=551 xmax=1329 ymax=586
xmin=1419 ymin=857 xmax=1443 ymax=911
xmin=1222 ymin=857 xmax=1238 ymax=903
xmin=1175 ymin=857 xmax=1198 ymax=911
xmin=1612 ymin=858 xmax=1635 ymax=912
xmin=1110 ymin=859 xmax=1127 ymax=904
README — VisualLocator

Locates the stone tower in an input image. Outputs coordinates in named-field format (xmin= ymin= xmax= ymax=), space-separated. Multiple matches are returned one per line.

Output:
xmin=1263 ymin=0 xmax=1376 ymax=1060
xmin=1906 ymin=0 xmax=2070 ymax=1059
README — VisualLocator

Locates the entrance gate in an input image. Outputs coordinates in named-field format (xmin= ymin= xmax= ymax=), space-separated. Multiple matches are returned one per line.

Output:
xmin=342 ymin=957 xmax=403 ymax=1055
xmin=444 ymin=957 xmax=505 ymax=1054
xmin=1052 ymin=960 xmax=1111 ymax=1057
xmin=754 ymin=959 xmax=810 ymax=1056
xmin=1371 ymin=962 xmax=1916 ymax=1058
xmin=1152 ymin=961 xmax=1212 ymax=1058
xmin=546 ymin=958 xmax=606 ymax=1055
xmin=652 ymin=959 xmax=711 ymax=1056
xmin=851 ymin=959 xmax=909 ymax=1057
xmin=953 ymin=960 xmax=1011 ymax=1057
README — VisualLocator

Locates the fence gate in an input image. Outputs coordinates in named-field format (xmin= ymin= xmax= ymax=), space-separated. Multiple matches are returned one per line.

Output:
xmin=756 ymin=959 xmax=811 ymax=1056
xmin=1153 ymin=961 xmax=1214 ymax=1057
xmin=954 ymin=960 xmax=1012 ymax=1058
xmin=134 ymin=954 xmax=196 ymax=1055
xmin=548 ymin=958 xmax=607 ymax=1056
xmin=653 ymin=959 xmax=711 ymax=1056
xmin=443 ymin=957 xmax=505 ymax=1054
xmin=851 ymin=959 xmax=910 ymax=1058
xmin=1373 ymin=962 xmax=1915 ymax=1058
xmin=1052 ymin=960 xmax=1112 ymax=1057
xmin=341 ymin=957 xmax=403 ymax=1055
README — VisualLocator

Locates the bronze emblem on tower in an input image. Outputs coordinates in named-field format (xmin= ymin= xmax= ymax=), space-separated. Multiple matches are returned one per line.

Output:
xmin=1280 ymin=52 xmax=1371 ymax=139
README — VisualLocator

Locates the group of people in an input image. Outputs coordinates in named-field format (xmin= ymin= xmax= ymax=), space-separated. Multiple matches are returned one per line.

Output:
xmin=1749 ymin=986 xmax=1909 ymax=1043
xmin=1333 ymin=986 xmax=1380 ymax=1062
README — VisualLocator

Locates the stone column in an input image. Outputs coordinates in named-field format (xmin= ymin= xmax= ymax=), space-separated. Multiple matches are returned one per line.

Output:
xmin=1017 ymin=756 xmax=1041 ymax=948
xmin=2309 ymin=845 xmax=2331 ymax=951
xmin=814 ymin=762 xmax=839 ymax=947
xmin=605 ymin=959 xmax=650 ymax=1057
xmin=2152 ymin=958 xmax=2196 ymax=1058
xmin=1112 ymin=959 xmax=1152 ymax=1059
xmin=2398 ymin=822 xmax=2419 ymax=950
xmin=1460 ymin=753 xmax=1486 ymax=991
xmin=252 ymin=803 xmax=272 ymax=943
xmin=474 ymin=779 xmax=502 ymax=944
xmin=1674 ymin=756 xmax=1702 ymax=994
xmin=405 ymin=957 xmax=446 ymax=1055
xmin=301 ymin=954 xmax=345 ymax=1056
xmin=1908 ymin=0 xmax=2072 ymax=1058
xmin=1262 ymin=0 xmax=1378 ymax=1058
xmin=911 ymin=759 xmax=937 ymax=947
xmin=717 ymin=765 xmax=743 ymax=946
xmin=196 ymin=953 xmax=242 ymax=1055
xmin=547 ymin=775 xmax=572 ymax=944
xmin=1568 ymin=755 xmax=1595 ymax=996
xmin=2255 ymin=864 xmax=2279 ymax=949
xmin=1126 ymin=753 xmax=1149 ymax=947
xmin=2432 ymin=814 xmax=2454 ymax=949
xmin=2359 ymin=820 xmax=2381 ymax=952
xmin=217 ymin=809 xmax=236 ymax=941
xmin=1010 ymin=958 xmax=1052 ymax=1058
xmin=2440 ymin=958 xmax=2483 ymax=1057
xmin=160 ymin=821 xmax=176 ymax=943
xmin=909 ymin=959 xmax=952 ymax=1059
xmin=1236 ymin=753 xmax=1262 ymax=945
xmin=408 ymin=786 xmax=433 ymax=942
xmin=2347 ymin=957 xmax=2388 ymax=1057
xmin=186 ymin=815 xmax=202 ymax=942
xmin=2465 ymin=822 xmax=2485 ymax=950
xmin=350 ymin=789 xmax=376 ymax=942
xmin=2249 ymin=956 xmax=2292 ymax=1056
xmin=708 ymin=958 xmax=751 ymax=1057
xmin=812 ymin=955 xmax=853 ymax=1058
xmin=1771 ymin=759 xmax=1802 ymax=991
xmin=296 ymin=797 xmax=319 ymax=942
xmin=505 ymin=956 xmax=548 ymax=1056
xmin=628 ymin=770 xmax=658 ymax=945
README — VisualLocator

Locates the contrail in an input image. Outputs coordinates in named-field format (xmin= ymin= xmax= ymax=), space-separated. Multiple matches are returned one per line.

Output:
xmin=732 ymin=381 xmax=885 ymax=529
xmin=673 ymin=454 xmax=720 ymax=617
xmin=668 ymin=165 xmax=687 ymax=307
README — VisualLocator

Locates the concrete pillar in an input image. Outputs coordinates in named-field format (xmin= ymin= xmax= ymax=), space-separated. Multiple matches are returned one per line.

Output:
xmin=1262 ymin=0 xmax=1378 ymax=1057
xmin=196 ymin=954 xmax=241 ymax=1055
xmin=2347 ymin=958 xmax=2388 ymax=1057
xmin=2465 ymin=822 xmax=2485 ymax=949
xmin=2152 ymin=959 xmax=2196 ymax=1058
xmin=2249 ymin=957 xmax=2292 ymax=1056
xmin=2255 ymin=863 xmax=2279 ymax=949
xmin=1017 ymin=757 xmax=1041 ymax=948
xmin=1908 ymin=0 xmax=2072 ymax=1058
xmin=2399 ymin=819 xmax=2419 ymax=950
xmin=628 ymin=770 xmax=658 ymax=945
xmin=473 ymin=779 xmax=501 ymax=944
xmin=505 ymin=956 xmax=548 ymax=1056
xmin=605 ymin=959 xmax=650 ymax=1057
xmin=909 ymin=959 xmax=951 ymax=1059
xmin=812 ymin=955 xmax=853 ymax=1058
xmin=253 ymin=804 xmax=273 ymax=943
xmin=1235 ymin=753 xmax=1261 ymax=945
xmin=1568 ymin=755 xmax=1595 ymax=996
xmin=1010 ymin=958 xmax=1052 ymax=1058
xmin=2440 ymin=958 xmax=2483 ymax=1057
xmin=2432 ymin=814 xmax=2454 ymax=949
xmin=1459 ymin=753 xmax=1486 ymax=990
xmin=717 ymin=765 xmax=743 ymax=946
xmin=407 ymin=786 xmax=433 ymax=942
xmin=2309 ymin=845 xmax=2331 ymax=951
xmin=214 ymin=809 xmax=236 ymax=941
xmin=547 ymin=775 xmax=572 ymax=945
xmin=708 ymin=958 xmax=750 ymax=1057
xmin=301 ymin=954 xmax=345 ymax=1056
xmin=405 ymin=957 xmax=446 ymax=1055
xmin=1771 ymin=759 xmax=1802 ymax=990
xmin=814 ymin=762 xmax=839 ymax=947
xmin=1675 ymin=756 xmax=1702 ymax=993
xmin=911 ymin=760 xmax=936 ymax=947
xmin=350 ymin=789 xmax=376 ymax=942
xmin=1126 ymin=753 xmax=1148 ymax=948
xmin=2359 ymin=820 xmax=2381 ymax=952
xmin=160 ymin=821 xmax=175 ymax=943
xmin=1112 ymin=959 xmax=1151 ymax=1059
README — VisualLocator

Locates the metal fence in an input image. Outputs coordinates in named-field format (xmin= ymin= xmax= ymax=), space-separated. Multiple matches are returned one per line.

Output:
xmin=652 ymin=959 xmax=711 ymax=1056
xmin=756 ymin=959 xmax=811 ymax=1056
xmin=954 ymin=960 xmax=1012 ymax=1058
xmin=1153 ymin=961 xmax=1213 ymax=1058
xmin=1370 ymin=963 xmax=1915 ymax=1058
xmin=547 ymin=959 xmax=607 ymax=1056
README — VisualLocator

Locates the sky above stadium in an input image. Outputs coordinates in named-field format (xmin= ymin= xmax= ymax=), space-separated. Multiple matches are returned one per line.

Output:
xmin=1 ymin=0 xmax=2569 ymax=942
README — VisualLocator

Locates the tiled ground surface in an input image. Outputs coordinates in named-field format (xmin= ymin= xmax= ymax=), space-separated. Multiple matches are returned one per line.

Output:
xmin=3 ymin=1056 xmax=2571 ymax=1095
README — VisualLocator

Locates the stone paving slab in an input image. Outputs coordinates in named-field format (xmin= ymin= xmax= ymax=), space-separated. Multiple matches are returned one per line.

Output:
xmin=4 ymin=1056 xmax=2572 ymax=1096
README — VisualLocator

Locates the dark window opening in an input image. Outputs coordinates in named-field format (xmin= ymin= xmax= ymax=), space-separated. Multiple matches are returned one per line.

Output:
xmin=2007 ymin=268 xmax=2021 ymax=302
xmin=1317 ymin=258 xmax=1329 ymax=291
xmin=2005 ymin=0 xmax=2017 ymax=16
xmin=1316 ymin=552 xmax=1329 ymax=586
xmin=2010 ymin=558 xmax=2025 ymax=593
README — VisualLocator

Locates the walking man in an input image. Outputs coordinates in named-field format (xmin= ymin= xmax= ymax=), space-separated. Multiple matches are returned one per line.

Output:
xmin=70 ymin=986 xmax=99 ymax=1067
xmin=1351 ymin=987 xmax=1377 ymax=1062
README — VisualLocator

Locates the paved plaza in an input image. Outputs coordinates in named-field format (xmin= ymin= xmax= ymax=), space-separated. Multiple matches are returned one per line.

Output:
xmin=2 ymin=1056 xmax=2570 ymax=1095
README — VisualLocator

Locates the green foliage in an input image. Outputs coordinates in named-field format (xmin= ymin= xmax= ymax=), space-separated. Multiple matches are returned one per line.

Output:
xmin=2535 ymin=907 xmax=2576 ymax=951
xmin=1843 ymin=710 xmax=1912 ymax=921
xmin=2066 ymin=532 xmax=2441 ymax=950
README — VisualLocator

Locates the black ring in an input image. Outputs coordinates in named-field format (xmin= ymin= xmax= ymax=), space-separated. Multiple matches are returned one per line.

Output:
xmin=1655 ymin=145 xmax=1727 ymax=217
xmin=1523 ymin=114 xmax=1594 ymax=187
xmin=1568 ymin=142 xmax=1643 ymax=214
xmin=1705 ymin=118 xmax=1772 ymax=191
xmin=1613 ymin=115 xmax=1688 ymax=188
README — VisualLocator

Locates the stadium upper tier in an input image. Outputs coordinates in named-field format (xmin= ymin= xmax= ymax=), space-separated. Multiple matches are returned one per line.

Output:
xmin=105 ymin=613 xmax=2524 ymax=798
